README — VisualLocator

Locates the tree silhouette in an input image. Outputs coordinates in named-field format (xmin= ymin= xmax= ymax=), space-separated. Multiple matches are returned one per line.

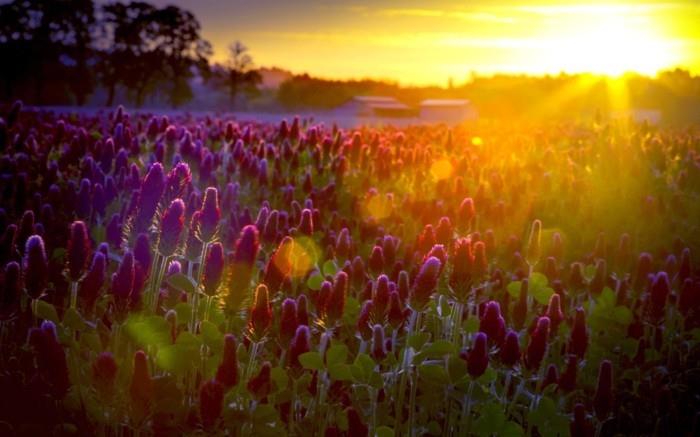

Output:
xmin=222 ymin=41 xmax=261 ymax=108
xmin=99 ymin=1 xmax=211 ymax=107
xmin=0 ymin=0 xmax=97 ymax=105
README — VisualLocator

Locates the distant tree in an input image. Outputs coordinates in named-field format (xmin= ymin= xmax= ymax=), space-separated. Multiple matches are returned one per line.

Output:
xmin=222 ymin=41 xmax=262 ymax=107
xmin=99 ymin=1 xmax=211 ymax=107
xmin=0 ymin=0 xmax=97 ymax=105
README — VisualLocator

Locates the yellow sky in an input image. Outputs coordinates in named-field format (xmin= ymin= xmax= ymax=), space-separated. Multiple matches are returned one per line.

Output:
xmin=157 ymin=0 xmax=700 ymax=85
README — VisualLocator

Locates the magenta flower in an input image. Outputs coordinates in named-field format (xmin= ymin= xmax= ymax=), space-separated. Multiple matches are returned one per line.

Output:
xmin=288 ymin=325 xmax=311 ymax=369
xmin=279 ymin=298 xmax=299 ymax=345
xmin=411 ymin=256 xmax=441 ymax=310
xmin=568 ymin=307 xmax=588 ymax=359
xmin=215 ymin=334 xmax=238 ymax=389
xmin=23 ymin=235 xmax=48 ymax=299
xmin=326 ymin=271 xmax=348 ymax=324
xmin=525 ymin=316 xmax=550 ymax=370
xmin=199 ymin=379 xmax=224 ymax=429
xmin=199 ymin=187 xmax=220 ymax=243
xmin=159 ymin=198 xmax=186 ymax=256
xmin=501 ymin=330 xmax=521 ymax=367
xmin=466 ymin=332 xmax=489 ymax=378
xmin=480 ymin=301 xmax=506 ymax=345
xmin=250 ymin=284 xmax=272 ymax=338
xmin=593 ymin=360 xmax=614 ymax=421
xmin=202 ymin=242 xmax=225 ymax=296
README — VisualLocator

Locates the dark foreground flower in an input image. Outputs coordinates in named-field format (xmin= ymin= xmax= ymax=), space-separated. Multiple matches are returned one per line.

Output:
xmin=24 ymin=235 xmax=48 ymax=299
xmin=202 ymin=242 xmax=225 ymax=296
xmin=200 ymin=379 xmax=224 ymax=429
xmin=67 ymin=220 xmax=90 ymax=281
xmin=159 ymin=198 xmax=186 ymax=256
xmin=465 ymin=332 xmax=489 ymax=378
xmin=593 ymin=360 xmax=613 ymax=421
xmin=525 ymin=316 xmax=550 ymax=370
xmin=411 ymin=256 xmax=441 ymax=310
xmin=215 ymin=334 xmax=238 ymax=389
xmin=250 ymin=284 xmax=272 ymax=337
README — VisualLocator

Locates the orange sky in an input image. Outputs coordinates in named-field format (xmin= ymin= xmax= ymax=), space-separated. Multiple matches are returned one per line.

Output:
xmin=152 ymin=0 xmax=700 ymax=86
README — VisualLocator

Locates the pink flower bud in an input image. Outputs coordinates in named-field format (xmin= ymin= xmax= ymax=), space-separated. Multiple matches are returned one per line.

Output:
xmin=465 ymin=332 xmax=489 ymax=378
xmin=411 ymin=256 xmax=441 ymax=310
xmin=159 ymin=198 xmax=185 ymax=256
xmin=593 ymin=360 xmax=613 ymax=421
xmin=371 ymin=324 xmax=387 ymax=361
xmin=501 ymin=330 xmax=520 ymax=367
xmin=199 ymin=187 xmax=220 ymax=243
xmin=250 ymin=284 xmax=272 ymax=338
xmin=199 ymin=379 xmax=224 ymax=429
xmin=215 ymin=334 xmax=238 ymax=389
xmin=67 ymin=221 xmax=90 ymax=281
xmin=279 ymin=298 xmax=299 ymax=345
xmin=288 ymin=325 xmax=311 ymax=369
xmin=525 ymin=316 xmax=550 ymax=370
xmin=202 ymin=242 xmax=225 ymax=296
xmin=568 ymin=307 xmax=588 ymax=359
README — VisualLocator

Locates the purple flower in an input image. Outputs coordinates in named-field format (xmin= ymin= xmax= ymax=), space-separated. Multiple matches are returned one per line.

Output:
xmin=525 ymin=316 xmax=550 ymax=370
xmin=327 ymin=271 xmax=348 ymax=324
xmin=200 ymin=379 xmax=224 ymax=429
xmin=92 ymin=352 xmax=118 ymax=398
xmin=216 ymin=334 xmax=238 ymax=389
xmin=568 ymin=307 xmax=588 ymax=359
xmin=480 ymin=301 xmax=506 ymax=345
xmin=23 ymin=235 xmax=48 ymax=299
xmin=298 ymin=208 xmax=314 ymax=235
xmin=466 ymin=332 xmax=489 ymax=378
xmin=202 ymin=242 xmax=225 ymax=296
xmin=411 ymin=256 xmax=441 ymax=310
xmin=67 ymin=221 xmax=90 ymax=281
xmin=2 ymin=261 xmax=21 ymax=309
xmin=134 ymin=163 xmax=165 ymax=233
xmin=279 ymin=298 xmax=299 ymax=345
xmin=199 ymin=187 xmax=220 ymax=243
xmin=357 ymin=300 xmax=373 ymax=341
xmin=593 ymin=360 xmax=614 ymax=421
xmin=158 ymin=199 xmax=186 ymax=256
xmin=81 ymin=252 xmax=106 ymax=310
xmin=371 ymin=324 xmax=387 ymax=361
xmin=288 ymin=325 xmax=311 ymax=370
xmin=111 ymin=251 xmax=135 ymax=312
xmin=501 ymin=330 xmax=521 ymax=367
xmin=250 ymin=284 xmax=272 ymax=338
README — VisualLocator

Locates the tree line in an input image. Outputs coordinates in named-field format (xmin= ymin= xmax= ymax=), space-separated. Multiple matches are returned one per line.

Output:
xmin=0 ymin=0 xmax=260 ymax=108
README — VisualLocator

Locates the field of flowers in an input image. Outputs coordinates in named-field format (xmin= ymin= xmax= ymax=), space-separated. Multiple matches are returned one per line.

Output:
xmin=0 ymin=101 xmax=698 ymax=436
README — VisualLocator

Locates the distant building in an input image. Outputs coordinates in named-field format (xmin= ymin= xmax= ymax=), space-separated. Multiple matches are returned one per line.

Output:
xmin=419 ymin=99 xmax=477 ymax=123
xmin=337 ymin=96 xmax=416 ymax=118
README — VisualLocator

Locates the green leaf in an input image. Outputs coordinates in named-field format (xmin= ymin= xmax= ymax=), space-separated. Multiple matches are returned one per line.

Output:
xmin=473 ymin=402 xmax=505 ymax=437
xmin=166 ymin=273 xmax=196 ymax=294
xmin=343 ymin=297 xmax=360 ymax=326
xmin=477 ymin=366 xmax=497 ymax=384
xmin=419 ymin=364 xmax=449 ymax=386
xmin=464 ymin=317 xmax=479 ymax=334
xmin=306 ymin=272 xmax=323 ymax=291
xmin=34 ymin=300 xmax=59 ymax=323
xmin=328 ymin=363 xmax=353 ymax=381
xmin=174 ymin=302 xmax=193 ymax=325
xmin=501 ymin=421 xmax=525 ymax=437
xmin=422 ymin=340 xmax=456 ymax=357
xmin=156 ymin=344 xmax=198 ymax=376
xmin=407 ymin=332 xmax=430 ymax=350
xmin=322 ymin=260 xmax=339 ymax=277
xmin=270 ymin=367 xmax=289 ymax=391
xmin=200 ymin=320 xmax=223 ymax=350
xmin=375 ymin=426 xmax=395 ymax=437
xmin=62 ymin=308 xmax=86 ymax=331
xmin=125 ymin=315 xmax=171 ymax=347
xmin=354 ymin=353 xmax=375 ymax=374
xmin=298 ymin=351 xmax=324 ymax=371
xmin=326 ymin=344 xmax=348 ymax=366
xmin=506 ymin=281 xmax=522 ymax=299
xmin=252 ymin=404 xmax=277 ymax=424
xmin=447 ymin=354 xmax=467 ymax=383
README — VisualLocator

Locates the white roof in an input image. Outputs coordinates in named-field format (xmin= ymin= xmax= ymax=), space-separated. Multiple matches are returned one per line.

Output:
xmin=420 ymin=99 xmax=470 ymax=107
xmin=353 ymin=96 xmax=399 ymax=103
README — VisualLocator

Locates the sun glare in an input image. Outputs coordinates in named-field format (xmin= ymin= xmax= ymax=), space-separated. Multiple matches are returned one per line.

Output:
xmin=546 ymin=13 xmax=677 ymax=76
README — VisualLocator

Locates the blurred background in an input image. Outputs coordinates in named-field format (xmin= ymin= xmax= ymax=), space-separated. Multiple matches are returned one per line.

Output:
xmin=1 ymin=0 xmax=699 ymax=124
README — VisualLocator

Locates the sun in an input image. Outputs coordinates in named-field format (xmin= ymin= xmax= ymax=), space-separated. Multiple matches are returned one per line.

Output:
xmin=544 ymin=12 xmax=677 ymax=76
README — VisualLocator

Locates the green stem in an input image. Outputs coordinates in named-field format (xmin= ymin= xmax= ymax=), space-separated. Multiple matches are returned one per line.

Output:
xmin=70 ymin=281 xmax=79 ymax=309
